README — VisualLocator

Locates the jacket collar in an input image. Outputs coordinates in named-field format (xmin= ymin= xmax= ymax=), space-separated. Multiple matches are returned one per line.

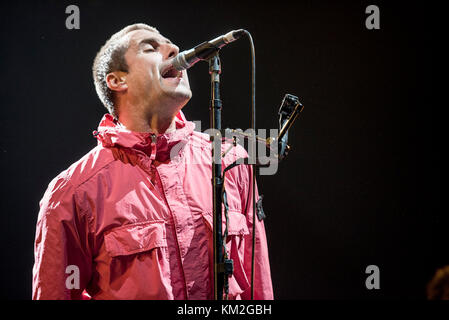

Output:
xmin=93 ymin=111 xmax=194 ymax=161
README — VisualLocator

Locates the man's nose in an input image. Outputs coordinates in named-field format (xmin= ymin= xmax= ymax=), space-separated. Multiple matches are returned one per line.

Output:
xmin=163 ymin=43 xmax=179 ymax=60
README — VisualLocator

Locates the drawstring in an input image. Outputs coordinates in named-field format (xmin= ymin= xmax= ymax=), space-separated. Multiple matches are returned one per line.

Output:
xmin=149 ymin=133 xmax=157 ymax=162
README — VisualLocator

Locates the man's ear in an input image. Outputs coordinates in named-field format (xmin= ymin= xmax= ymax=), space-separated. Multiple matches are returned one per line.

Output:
xmin=106 ymin=71 xmax=128 ymax=92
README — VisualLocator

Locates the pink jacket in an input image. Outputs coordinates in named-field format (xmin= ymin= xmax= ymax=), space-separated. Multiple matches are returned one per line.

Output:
xmin=32 ymin=112 xmax=273 ymax=300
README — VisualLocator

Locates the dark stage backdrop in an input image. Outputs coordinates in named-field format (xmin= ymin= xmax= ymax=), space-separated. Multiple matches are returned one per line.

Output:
xmin=0 ymin=0 xmax=441 ymax=299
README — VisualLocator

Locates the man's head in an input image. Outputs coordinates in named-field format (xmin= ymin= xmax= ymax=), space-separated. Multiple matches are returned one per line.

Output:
xmin=92 ymin=23 xmax=192 ymax=120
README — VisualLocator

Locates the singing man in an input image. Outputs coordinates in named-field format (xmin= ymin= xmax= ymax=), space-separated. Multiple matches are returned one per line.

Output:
xmin=32 ymin=23 xmax=273 ymax=300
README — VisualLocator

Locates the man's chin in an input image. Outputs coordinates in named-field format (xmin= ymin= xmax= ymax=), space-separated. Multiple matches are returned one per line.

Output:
xmin=156 ymin=91 xmax=191 ymax=114
xmin=166 ymin=87 xmax=192 ymax=102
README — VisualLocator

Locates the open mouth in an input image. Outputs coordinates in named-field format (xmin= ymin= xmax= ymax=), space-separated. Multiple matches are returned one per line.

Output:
xmin=161 ymin=65 xmax=182 ymax=79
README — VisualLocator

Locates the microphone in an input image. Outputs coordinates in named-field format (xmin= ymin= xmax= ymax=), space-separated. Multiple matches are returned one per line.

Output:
xmin=171 ymin=29 xmax=246 ymax=71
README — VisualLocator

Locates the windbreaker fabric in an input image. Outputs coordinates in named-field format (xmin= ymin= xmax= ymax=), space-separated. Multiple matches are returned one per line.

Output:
xmin=32 ymin=112 xmax=273 ymax=300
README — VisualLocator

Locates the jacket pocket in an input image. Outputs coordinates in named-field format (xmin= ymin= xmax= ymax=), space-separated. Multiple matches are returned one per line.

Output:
xmin=104 ymin=220 xmax=167 ymax=257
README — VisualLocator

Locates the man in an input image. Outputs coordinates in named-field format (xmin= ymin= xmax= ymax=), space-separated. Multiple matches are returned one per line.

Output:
xmin=32 ymin=23 xmax=273 ymax=300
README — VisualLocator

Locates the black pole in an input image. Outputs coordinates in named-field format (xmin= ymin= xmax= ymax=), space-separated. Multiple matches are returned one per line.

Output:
xmin=209 ymin=54 xmax=224 ymax=300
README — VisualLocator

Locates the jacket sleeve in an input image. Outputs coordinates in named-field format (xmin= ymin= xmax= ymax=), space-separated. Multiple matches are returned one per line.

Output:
xmin=32 ymin=174 xmax=92 ymax=300
xmin=240 ymin=165 xmax=274 ymax=300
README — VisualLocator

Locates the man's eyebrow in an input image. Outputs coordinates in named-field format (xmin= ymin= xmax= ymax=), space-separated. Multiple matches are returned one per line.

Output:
xmin=138 ymin=37 xmax=173 ymax=47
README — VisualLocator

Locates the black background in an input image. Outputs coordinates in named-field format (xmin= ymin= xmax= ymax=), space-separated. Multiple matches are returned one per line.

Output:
xmin=0 ymin=0 xmax=441 ymax=300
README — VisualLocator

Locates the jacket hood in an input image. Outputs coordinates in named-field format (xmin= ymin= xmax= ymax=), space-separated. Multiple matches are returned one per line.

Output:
xmin=93 ymin=111 xmax=195 ymax=161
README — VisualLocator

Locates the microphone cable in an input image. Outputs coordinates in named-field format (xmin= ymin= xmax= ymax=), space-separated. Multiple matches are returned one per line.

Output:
xmin=218 ymin=29 xmax=258 ymax=300
xmin=243 ymin=29 xmax=257 ymax=301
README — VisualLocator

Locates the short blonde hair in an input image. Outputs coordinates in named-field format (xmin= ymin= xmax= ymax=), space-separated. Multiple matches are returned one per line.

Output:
xmin=92 ymin=23 xmax=159 ymax=118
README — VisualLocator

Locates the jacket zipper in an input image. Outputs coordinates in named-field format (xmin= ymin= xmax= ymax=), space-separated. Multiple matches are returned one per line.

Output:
xmin=150 ymin=133 xmax=189 ymax=299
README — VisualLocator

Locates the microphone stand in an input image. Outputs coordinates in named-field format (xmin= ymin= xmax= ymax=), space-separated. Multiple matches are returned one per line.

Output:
xmin=188 ymin=28 xmax=303 ymax=301
xmin=191 ymin=42 xmax=233 ymax=300
xmin=209 ymin=53 xmax=226 ymax=300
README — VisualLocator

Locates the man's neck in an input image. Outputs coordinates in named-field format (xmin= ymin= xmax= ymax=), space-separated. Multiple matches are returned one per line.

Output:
xmin=118 ymin=110 xmax=177 ymax=135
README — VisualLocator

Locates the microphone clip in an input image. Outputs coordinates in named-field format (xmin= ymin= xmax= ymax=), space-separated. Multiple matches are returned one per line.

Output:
xmin=194 ymin=41 xmax=222 ymax=61
xmin=221 ymin=93 xmax=304 ymax=165
xmin=277 ymin=93 xmax=304 ymax=160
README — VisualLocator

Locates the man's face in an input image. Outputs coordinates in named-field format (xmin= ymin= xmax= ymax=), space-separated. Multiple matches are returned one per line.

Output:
xmin=122 ymin=29 xmax=192 ymax=115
